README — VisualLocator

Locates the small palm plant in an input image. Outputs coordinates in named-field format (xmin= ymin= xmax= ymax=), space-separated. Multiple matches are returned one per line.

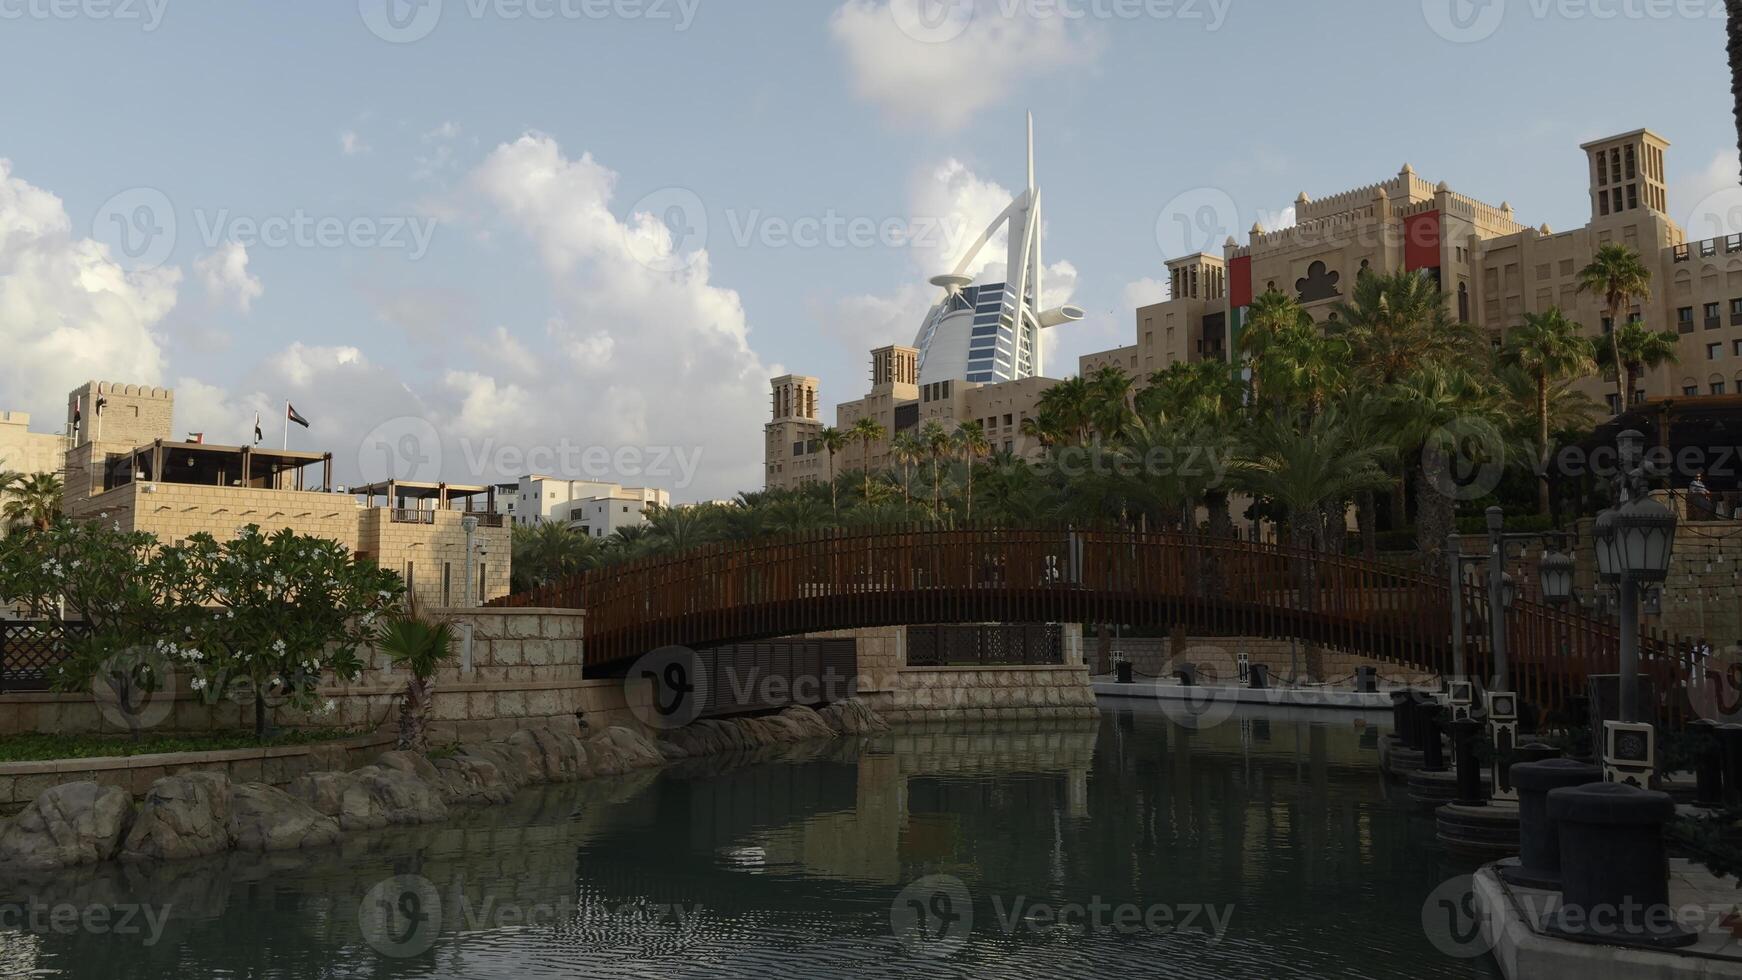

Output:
xmin=378 ymin=597 xmax=456 ymax=753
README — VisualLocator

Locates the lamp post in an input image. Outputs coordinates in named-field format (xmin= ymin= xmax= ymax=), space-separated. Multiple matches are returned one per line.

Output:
xmin=461 ymin=515 xmax=479 ymax=609
xmin=1591 ymin=430 xmax=1678 ymax=726
xmin=1487 ymin=506 xmax=1511 ymax=693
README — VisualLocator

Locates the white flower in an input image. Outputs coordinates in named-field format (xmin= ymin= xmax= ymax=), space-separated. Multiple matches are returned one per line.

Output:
xmin=189 ymin=676 xmax=208 ymax=691
xmin=325 ymin=699 xmax=338 ymax=713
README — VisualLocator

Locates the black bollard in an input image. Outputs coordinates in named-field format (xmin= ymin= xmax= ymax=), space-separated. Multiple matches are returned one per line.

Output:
xmin=1420 ymin=704 xmax=1447 ymax=772
xmin=1546 ymin=782 xmax=1696 ymax=949
xmin=1400 ymin=692 xmax=1426 ymax=751
xmin=1450 ymin=718 xmax=1486 ymax=806
xmin=1175 ymin=662 xmax=1197 ymax=687
xmin=1355 ymin=666 xmax=1378 ymax=693
xmin=1115 ymin=660 xmax=1133 ymax=685
xmin=1248 ymin=663 xmax=1269 ymax=690
xmin=1502 ymin=759 xmax=1603 ymax=889
xmin=1691 ymin=719 xmax=1724 ymax=808
xmin=1720 ymin=724 xmax=1742 ymax=809
xmin=1390 ymin=691 xmax=1411 ymax=737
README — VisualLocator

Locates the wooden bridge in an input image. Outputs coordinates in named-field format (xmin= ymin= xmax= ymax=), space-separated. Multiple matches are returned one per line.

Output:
xmin=492 ymin=527 xmax=1692 ymax=717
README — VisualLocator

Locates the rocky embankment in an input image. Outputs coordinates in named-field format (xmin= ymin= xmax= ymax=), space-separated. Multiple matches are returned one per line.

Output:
xmin=0 ymin=699 xmax=890 ymax=874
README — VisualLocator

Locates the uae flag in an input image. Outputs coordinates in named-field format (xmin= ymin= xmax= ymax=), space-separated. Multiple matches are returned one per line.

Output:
xmin=287 ymin=404 xmax=311 ymax=429
xmin=253 ymin=412 xmax=263 ymax=445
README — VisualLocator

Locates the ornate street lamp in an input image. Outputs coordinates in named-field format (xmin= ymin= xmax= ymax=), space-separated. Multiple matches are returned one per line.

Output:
xmin=1592 ymin=508 xmax=1620 ymax=584
xmin=1499 ymin=571 xmax=1518 ymax=610
xmin=1612 ymin=495 xmax=1677 ymax=584
xmin=1539 ymin=548 xmax=1575 ymax=604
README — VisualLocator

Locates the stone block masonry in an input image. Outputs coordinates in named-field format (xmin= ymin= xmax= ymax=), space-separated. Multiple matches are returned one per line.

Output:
xmin=1100 ymin=636 xmax=1441 ymax=689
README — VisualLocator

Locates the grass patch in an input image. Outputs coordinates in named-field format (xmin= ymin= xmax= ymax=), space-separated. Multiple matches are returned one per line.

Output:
xmin=0 ymin=728 xmax=368 ymax=763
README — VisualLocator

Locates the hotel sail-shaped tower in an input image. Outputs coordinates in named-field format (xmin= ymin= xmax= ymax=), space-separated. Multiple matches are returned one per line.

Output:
xmin=913 ymin=114 xmax=1083 ymax=386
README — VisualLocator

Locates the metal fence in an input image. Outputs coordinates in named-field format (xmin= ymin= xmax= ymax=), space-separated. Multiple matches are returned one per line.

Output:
xmin=1 ymin=621 xmax=83 ymax=693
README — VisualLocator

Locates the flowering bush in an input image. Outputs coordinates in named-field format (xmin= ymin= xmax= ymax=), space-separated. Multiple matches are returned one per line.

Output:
xmin=177 ymin=525 xmax=404 ymax=738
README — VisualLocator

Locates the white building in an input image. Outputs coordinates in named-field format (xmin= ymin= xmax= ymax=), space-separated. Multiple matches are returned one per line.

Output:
xmin=507 ymin=476 xmax=670 ymax=538
xmin=912 ymin=113 xmax=1082 ymax=386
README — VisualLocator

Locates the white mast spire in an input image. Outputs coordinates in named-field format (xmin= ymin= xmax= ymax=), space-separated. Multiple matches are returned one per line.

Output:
xmin=1026 ymin=109 xmax=1036 ymax=192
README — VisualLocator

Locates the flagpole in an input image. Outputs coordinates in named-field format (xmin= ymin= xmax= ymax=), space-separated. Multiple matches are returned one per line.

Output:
xmin=283 ymin=400 xmax=290 ymax=450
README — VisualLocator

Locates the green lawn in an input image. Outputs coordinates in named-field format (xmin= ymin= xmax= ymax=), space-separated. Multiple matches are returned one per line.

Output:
xmin=0 ymin=728 xmax=366 ymax=763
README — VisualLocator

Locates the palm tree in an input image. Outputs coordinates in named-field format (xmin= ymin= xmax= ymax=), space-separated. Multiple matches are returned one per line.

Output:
xmin=920 ymin=420 xmax=953 ymax=521
xmin=1257 ymin=322 xmax=1348 ymax=420
xmin=1240 ymin=288 xmax=1311 ymax=404
xmin=1499 ymin=308 xmax=1597 ymax=515
xmin=2 ymin=473 xmax=61 ymax=533
xmin=1085 ymin=366 xmax=1135 ymax=442
xmin=1596 ymin=320 xmax=1681 ymax=409
xmin=644 ymin=503 xmax=723 ymax=553
xmin=818 ymin=426 xmax=847 ymax=516
xmin=1033 ymin=376 xmax=1096 ymax=447
xmin=1387 ymin=365 xmax=1499 ymax=574
xmin=1577 ymin=243 xmax=1654 ymax=410
xmin=377 ymin=597 xmax=456 ymax=753
xmin=848 ymin=417 xmax=888 ymax=505
xmin=1730 ymin=1 xmax=1742 ymax=180
xmin=1233 ymin=409 xmax=1390 ymax=553
xmin=890 ymin=431 xmax=924 ymax=505
xmin=953 ymin=421 xmax=992 ymax=522
xmin=1330 ymin=269 xmax=1476 ymax=385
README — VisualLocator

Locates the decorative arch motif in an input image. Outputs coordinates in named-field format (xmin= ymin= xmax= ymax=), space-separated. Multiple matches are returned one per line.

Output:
xmin=1296 ymin=261 xmax=1342 ymax=303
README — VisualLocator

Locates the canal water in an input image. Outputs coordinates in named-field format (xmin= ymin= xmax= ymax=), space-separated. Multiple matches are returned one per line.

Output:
xmin=2 ymin=705 xmax=1502 ymax=978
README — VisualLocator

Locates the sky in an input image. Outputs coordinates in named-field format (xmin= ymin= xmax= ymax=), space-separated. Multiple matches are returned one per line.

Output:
xmin=0 ymin=0 xmax=1735 ymax=501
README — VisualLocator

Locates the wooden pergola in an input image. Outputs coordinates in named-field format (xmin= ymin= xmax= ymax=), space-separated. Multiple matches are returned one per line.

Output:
xmin=108 ymin=440 xmax=333 ymax=492
xmin=352 ymin=480 xmax=499 ymax=521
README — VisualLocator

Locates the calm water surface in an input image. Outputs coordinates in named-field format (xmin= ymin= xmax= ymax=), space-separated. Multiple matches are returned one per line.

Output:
xmin=2 ymin=706 xmax=1501 ymax=978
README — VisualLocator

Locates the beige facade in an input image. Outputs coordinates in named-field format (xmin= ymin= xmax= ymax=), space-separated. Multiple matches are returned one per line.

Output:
xmin=0 ymin=412 xmax=69 ymax=480
xmin=765 ymin=348 xmax=1058 ymax=492
xmin=46 ymin=381 xmax=511 ymax=608
xmin=767 ymin=127 xmax=1719 ymax=493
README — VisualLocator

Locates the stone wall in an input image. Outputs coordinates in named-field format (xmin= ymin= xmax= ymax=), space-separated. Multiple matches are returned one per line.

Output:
xmin=0 ymin=610 xmax=635 ymax=743
xmin=807 ymin=624 xmax=1098 ymax=725
xmin=0 ymin=734 xmax=394 ymax=811
xmin=1094 ymin=636 xmax=1441 ymax=689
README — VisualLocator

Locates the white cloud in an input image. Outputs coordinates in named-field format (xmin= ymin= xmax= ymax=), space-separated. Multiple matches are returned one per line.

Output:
xmin=829 ymin=0 xmax=1099 ymax=130
xmin=1123 ymin=276 xmax=1167 ymax=308
xmin=340 ymin=130 xmax=369 ymax=156
xmin=0 ymin=158 xmax=178 ymax=421
xmin=193 ymin=241 xmax=263 ymax=312
xmin=463 ymin=133 xmax=772 ymax=497
xmin=276 ymin=342 xmax=365 ymax=387
xmin=1675 ymin=150 xmax=1742 ymax=240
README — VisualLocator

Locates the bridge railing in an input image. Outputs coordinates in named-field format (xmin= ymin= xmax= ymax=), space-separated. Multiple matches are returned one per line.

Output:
xmin=494 ymin=525 xmax=1692 ymax=719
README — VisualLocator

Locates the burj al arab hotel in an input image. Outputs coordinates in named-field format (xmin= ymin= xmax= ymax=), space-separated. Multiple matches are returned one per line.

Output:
xmin=912 ymin=114 xmax=1084 ymax=386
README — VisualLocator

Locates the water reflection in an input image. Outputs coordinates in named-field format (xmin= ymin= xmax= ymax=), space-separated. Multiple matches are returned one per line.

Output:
xmin=1 ymin=709 xmax=1498 ymax=979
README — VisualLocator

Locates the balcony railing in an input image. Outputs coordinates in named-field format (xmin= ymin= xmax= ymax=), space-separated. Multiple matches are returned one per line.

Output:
xmin=390 ymin=509 xmax=435 ymax=525
xmin=465 ymin=513 xmax=505 ymax=528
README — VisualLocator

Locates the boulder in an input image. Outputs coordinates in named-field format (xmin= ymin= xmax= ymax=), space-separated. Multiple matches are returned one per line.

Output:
xmin=376 ymin=750 xmax=442 ymax=785
xmin=287 ymin=767 xmax=447 ymax=831
xmin=819 ymin=698 xmax=891 ymax=736
xmin=578 ymin=735 xmax=631 ymax=777
xmin=0 ymin=781 xmax=133 ymax=871
xmin=507 ymin=728 xmax=582 ymax=783
xmin=120 ymin=772 xmax=234 ymax=863
xmin=602 ymin=726 xmax=666 ymax=768
xmin=228 ymin=783 xmax=341 ymax=852
xmin=430 ymin=754 xmax=514 ymax=806
xmin=655 ymin=739 xmax=690 ymax=761
xmin=451 ymin=743 xmax=534 ymax=790
xmin=779 ymin=705 xmax=838 ymax=740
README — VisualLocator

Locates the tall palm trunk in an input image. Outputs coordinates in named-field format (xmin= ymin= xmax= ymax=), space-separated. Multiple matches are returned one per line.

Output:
xmin=1356 ymin=489 xmax=1378 ymax=560
xmin=1417 ymin=444 xmax=1456 ymax=577
xmin=1535 ymin=374 xmax=1553 ymax=516
xmin=963 ymin=458 xmax=975 ymax=523
xmin=1606 ymin=297 xmax=1627 ymax=410
xmin=1731 ymin=1 xmax=1742 ymax=181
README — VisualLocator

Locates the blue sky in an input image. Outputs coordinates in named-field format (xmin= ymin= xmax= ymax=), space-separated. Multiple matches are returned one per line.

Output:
xmin=0 ymin=1 xmax=1733 ymax=500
